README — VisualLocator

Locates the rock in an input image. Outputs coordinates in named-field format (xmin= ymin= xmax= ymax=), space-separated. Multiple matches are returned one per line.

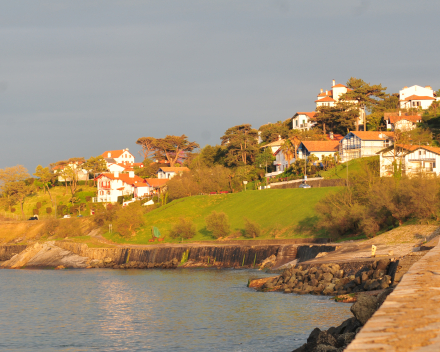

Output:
xmin=284 ymin=289 xmax=292 ymax=293
xmin=376 ymin=259 xmax=391 ymax=271
xmin=113 ymin=265 xmax=119 ymax=269
xmin=90 ymin=259 xmax=103 ymax=266
xmin=309 ymin=278 xmax=319 ymax=287
xmin=323 ymin=283 xmax=335 ymax=295
xmin=373 ymin=269 xmax=386 ymax=279
xmin=361 ymin=272 xmax=369 ymax=283
xmin=103 ymin=257 xmax=113 ymax=264
xmin=314 ymin=345 xmax=338 ymax=352
xmin=322 ymin=273 xmax=333 ymax=282
xmin=368 ymin=280 xmax=381 ymax=291
xmin=355 ymin=276 xmax=361 ymax=285
xmin=336 ymin=332 xmax=356 ymax=348
xmin=377 ymin=287 xmax=393 ymax=308
xmin=350 ymin=294 xmax=378 ymax=325
xmin=54 ymin=265 xmax=65 ymax=270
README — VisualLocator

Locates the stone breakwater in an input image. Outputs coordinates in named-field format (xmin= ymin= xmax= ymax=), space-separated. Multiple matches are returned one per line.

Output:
xmin=292 ymin=288 xmax=394 ymax=352
xmin=251 ymin=259 xmax=394 ymax=296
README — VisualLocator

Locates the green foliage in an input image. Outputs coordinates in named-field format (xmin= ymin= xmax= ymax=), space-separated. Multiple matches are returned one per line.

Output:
xmin=254 ymin=148 xmax=276 ymax=171
xmin=93 ymin=203 xmax=120 ymax=226
xmin=113 ymin=202 xmax=145 ymax=238
xmin=258 ymin=122 xmax=290 ymax=143
xmin=205 ymin=211 xmax=230 ymax=238
xmin=220 ymin=124 xmax=259 ymax=166
xmin=169 ymin=217 xmax=196 ymax=239
xmin=123 ymin=194 xmax=133 ymax=201
xmin=243 ymin=217 xmax=261 ymax=238
xmin=181 ymin=249 xmax=189 ymax=264
xmin=315 ymin=102 xmax=360 ymax=135
xmin=117 ymin=196 xmax=124 ymax=204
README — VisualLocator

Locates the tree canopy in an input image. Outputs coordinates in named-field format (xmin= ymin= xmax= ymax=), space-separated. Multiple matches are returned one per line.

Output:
xmin=220 ymin=124 xmax=258 ymax=166
xmin=314 ymin=102 xmax=359 ymax=135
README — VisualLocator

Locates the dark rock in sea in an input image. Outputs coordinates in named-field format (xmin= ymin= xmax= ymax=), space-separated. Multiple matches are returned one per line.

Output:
xmin=350 ymin=294 xmax=378 ymax=325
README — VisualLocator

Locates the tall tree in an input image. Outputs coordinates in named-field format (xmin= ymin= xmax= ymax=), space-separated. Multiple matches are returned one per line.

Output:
xmin=33 ymin=165 xmax=56 ymax=206
xmin=280 ymin=139 xmax=295 ymax=166
xmin=258 ymin=121 xmax=290 ymax=143
xmin=136 ymin=137 xmax=157 ymax=161
xmin=5 ymin=180 xmax=35 ymax=218
xmin=0 ymin=165 xmax=30 ymax=211
xmin=220 ymin=124 xmax=258 ymax=166
xmin=314 ymin=102 xmax=359 ymax=135
xmin=340 ymin=77 xmax=388 ymax=131
xmin=83 ymin=156 xmax=107 ymax=185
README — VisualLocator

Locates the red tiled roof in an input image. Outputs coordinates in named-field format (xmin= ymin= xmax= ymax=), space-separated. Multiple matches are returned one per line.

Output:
xmin=388 ymin=115 xmax=422 ymax=124
xmin=317 ymin=90 xmax=333 ymax=97
xmin=315 ymin=97 xmax=336 ymax=103
xmin=158 ymin=167 xmax=190 ymax=173
xmin=102 ymin=149 xmax=134 ymax=158
xmin=97 ymin=172 xmax=145 ymax=185
xmin=332 ymin=83 xmax=346 ymax=88
xmin=351 ymin=131 xmax=394 ymax=140
xmin=145 ymin=178 xmax=169 ymax=187
xmin=134 ymin=182 xmax=149 ymax=188
xmin=296 ymin=112 xmax=317 ymax=119
xmin=301 ymin=141 xmax=339 ymax=152
xmin=403 ymin=95 xmax=435 ymax=101
xmin=326 ymin=133 xmax=344 ymax=141
xmin=394 ymin=144 xmax=440 ymax=155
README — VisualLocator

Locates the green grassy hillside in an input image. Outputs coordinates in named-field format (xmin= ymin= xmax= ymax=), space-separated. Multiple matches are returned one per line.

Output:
xmin=320 ymin=156 xmax=379 ymax=179
xmin=105 ymin=188 xmax=338 ymax=244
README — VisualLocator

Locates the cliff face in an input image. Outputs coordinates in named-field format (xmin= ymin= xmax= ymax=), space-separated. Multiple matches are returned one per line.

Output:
xmin=0 ymin=245 xmax=27 ymax=261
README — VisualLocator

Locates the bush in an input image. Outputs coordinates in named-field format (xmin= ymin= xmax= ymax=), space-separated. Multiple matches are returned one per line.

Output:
xmin=46 ymin=207 xmax=52 ymax=214
xmin=33 ymin=209 xmax=39 ymax=215
xmin=169 ymin=217 xmax=196 ymax=239
xmin=36 ymin=202 xmax=42 ymax=209
xmin=57 ymin=204 xmax=67 ymax=216
xmin=93 ymin=203 xmax=120 ymax=226
xmin=243 ymin=218 xmax=261 ymax=238
xmin=113 ymin=202 xmax=145 ymax=238
xmin=85 ymin=196 xmax=92 ymax=202
xmin=11 ymin=208 xmax=15 ymax=213
xmin=205 ymin=211 xmax=230 ymax=238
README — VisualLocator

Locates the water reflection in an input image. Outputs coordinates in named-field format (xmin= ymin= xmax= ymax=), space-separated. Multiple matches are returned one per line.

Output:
xmin=0 ymin=269 xmax=351 ymax=351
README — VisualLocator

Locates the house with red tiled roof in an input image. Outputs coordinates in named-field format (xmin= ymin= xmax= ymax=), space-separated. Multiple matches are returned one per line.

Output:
xmin=157 ymin=167 xmax=190 ymax=179
xmin=292 ymin=112 xmax=317 ymax=131
xmin=378 ymin=144 xmax=440 ymax=177
xmin=384 ymin=112 xmax=422 ymax=131
xmin=339 ymin=131 xmax=394 ymax=162
xmin=102 ymin=148 xmax=135 ymax=168
xmin=95 ymin=171 xmax=146 ymax=203
xmin=297 ymin=141 xmax=339 ymax=161
xmin=315 ymin=80 xmax=354 ymax=108
xmin=399 ymin=85 xmax=439 ymax=110
xmin=52 ymin=159 xmax=89 ymax=182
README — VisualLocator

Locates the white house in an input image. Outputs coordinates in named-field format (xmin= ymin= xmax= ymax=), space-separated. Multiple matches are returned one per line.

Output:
xmin=339 ymin=131 xmax=394 ymax=162
xmin=157 ymin=167 xmax=190 ymax=179
xmin=292 ymin=112 xmax=317 ymax=130
xmin=297 ymin=141 xmax=339 ymax=161
xmin=95 ymin=171 xmax=146 ymax=203
xmin=384 ymin=113 xmax=422 ymax=132
xmin=378 ymin=144 xmax=440 ymax=177
xmin=315 ymin=80 xmax=354 ymax=108
xmin=399 ymin=85 xmax=438 ymax=109
xmin=101 ymin=149 xmax=135 ymax=168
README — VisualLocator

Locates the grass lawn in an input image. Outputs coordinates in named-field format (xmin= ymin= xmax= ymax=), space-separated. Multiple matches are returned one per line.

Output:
xmin=104 ymin=187 xmax=339 ymax=244
xmin=320 ymin=156 xmax=379 ymax=179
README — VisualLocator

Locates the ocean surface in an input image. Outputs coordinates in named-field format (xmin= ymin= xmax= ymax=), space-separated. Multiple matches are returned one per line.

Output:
xmin=0 ymin=268 xmax=351 ymax=352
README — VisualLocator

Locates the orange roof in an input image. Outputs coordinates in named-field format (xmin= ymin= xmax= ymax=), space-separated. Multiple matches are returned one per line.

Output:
xmin=315 ymin=97 xmax=336 ymax=103
xmin=98 ymin=172 xmax=145 ymax=185
xmin=326 ymin=133 xmax=344 ymax=141
xmin=102 ymin=149 xmax=133 ymax=158
xmin=332 ymin=83 xmax=346 ymax=88
xmin=296 ymin=112 xmax=316 ymax=119
xmin=388 ymin=115 xmax=422 ymax=124
xmin=134 ymin=182 xmax=149 ymax=188
xmin=145 ymin=178 xmax=169 ymax=187
xmin=394 ymin=144 xmax=440 ymax=155
xmin=351 ymin=131 xmax=394 ymax=140
xmin=317 ymin=90 xmax=333 ymax=97
xmin=158 ymin=167 xmax=190 ymax=173
xmin=403 ymin=95 xmax=435 ymax=101
xmin=301 ymin=141 xmax=339 ymax=152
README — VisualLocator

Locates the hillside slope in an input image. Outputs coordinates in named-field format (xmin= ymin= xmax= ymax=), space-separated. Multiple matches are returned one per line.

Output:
xmin=105 ymin=188 xmax=338 ymax=244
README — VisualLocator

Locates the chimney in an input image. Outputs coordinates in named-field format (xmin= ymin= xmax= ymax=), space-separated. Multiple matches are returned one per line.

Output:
xmin=320 ymin=88 xmax=323 ymax=93
xmin=326 ymin=90 xmax=328 ymax=95
xmin=332 ymin=79 xmax=335 ymax=86
xmin=114 ymin=171 xmax=119 ymax=178
xmin=126 ymin=148 xmax=129 ymax=151
xmin=329 ymin=132 xmax=334 ymax=140
xmin=107 ymin=152 xmax=111 ymax=158
xmin=426 ymin=86 xmax=432 ymax=89
xmin=404 ymin=86 xmax=408 ymax=89
xmin=129 ymin=171 xmax=134 ymax=178
xmin=399 ymin=111 xmax=401 ymax=116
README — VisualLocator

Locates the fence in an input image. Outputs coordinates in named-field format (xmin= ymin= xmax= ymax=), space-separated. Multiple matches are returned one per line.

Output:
xmin=269 ymin=178 xmax=346 ymax=189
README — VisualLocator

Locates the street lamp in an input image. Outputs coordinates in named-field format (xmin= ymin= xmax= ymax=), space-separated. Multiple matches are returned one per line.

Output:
xmin=243 ymin=180 xmax=248 ymax=191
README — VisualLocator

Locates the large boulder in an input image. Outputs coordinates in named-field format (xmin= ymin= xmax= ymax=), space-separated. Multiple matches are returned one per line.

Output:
xmin=350 ymin=294 xmax=378 ymax=325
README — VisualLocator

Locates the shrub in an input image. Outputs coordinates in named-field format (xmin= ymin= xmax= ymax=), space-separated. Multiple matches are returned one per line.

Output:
xmin=243 ymin=218 xmax=261 ymax=238
xmin=93 ymin=203 xmax=120 ymax=226
xmin=57 ymin=204 xmax=67 ymax=216
xmin=85 ymin=196 xmax=92 ymax=202
xmin=113 ymin=202 xmax=145 ymax=238
xmin=46 ymin=207 xmax=52 ymax=214
xmin=36 ymin=202 xmax=42 ymax=209
xmin=11 ymin=208 xmax=15 ymax=213
xmin=205 ymin=211 xmax=230 ymax=238
xmin=169 ymin=217 xmax=196 ymax=239
xmin=33 ymin=209 xmax=39 ymax=215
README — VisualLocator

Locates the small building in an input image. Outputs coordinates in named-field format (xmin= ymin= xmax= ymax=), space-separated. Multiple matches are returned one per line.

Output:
xmin=399 ymin=85 xmax=438 ymax=109
xmin=157 ymin=167 xmax=190 ymax=179
xmin=95 ymin=171 xmax=146 ymax=203
xmin=101 ymin=148 xmax=135 ymax=168
xmin=52 ymin=160 xmax=89 ymax=182
xmin=339 ymin=131 xmax=394 ymax=162
xmin=378 ymin=144 xmax=440 ymax=177
xmin=297 ymin=141 xmax=339 ymax=160
xmin=291 ymin=112 xmax=317 ymax=130
xmin=384 ymin=113 xmax=422 ymax=131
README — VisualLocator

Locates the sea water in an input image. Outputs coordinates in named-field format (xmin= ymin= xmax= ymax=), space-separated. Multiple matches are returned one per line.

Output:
xmin=0 ymin=268 xmax=351 ymax=351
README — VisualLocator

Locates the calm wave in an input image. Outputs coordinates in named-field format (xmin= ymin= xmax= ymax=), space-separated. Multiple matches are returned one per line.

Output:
xmin=0 ymin=268 xmax=351 ymax=351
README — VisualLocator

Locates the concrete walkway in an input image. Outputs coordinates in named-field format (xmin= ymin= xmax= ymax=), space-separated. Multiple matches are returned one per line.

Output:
xmin=345 ymin=238 xmax=440 ymax=351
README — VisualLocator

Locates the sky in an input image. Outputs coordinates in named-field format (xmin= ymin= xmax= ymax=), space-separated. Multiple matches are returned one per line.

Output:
xmin=1 ymin=0 xmax=439 ymax=172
